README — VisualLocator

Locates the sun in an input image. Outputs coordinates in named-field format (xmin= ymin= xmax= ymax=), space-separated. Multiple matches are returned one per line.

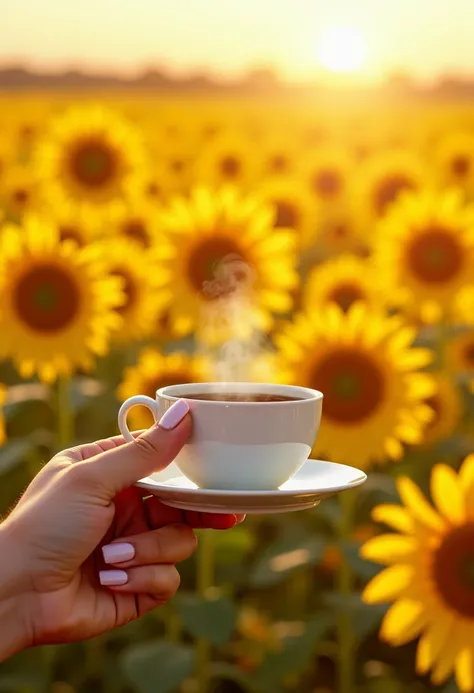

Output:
xmin=317 ymin=26 xmax=367 ymax=73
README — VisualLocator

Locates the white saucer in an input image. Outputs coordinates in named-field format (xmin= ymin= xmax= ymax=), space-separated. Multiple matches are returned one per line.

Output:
xmin=136 ymin=459 xmax=367 ymax=514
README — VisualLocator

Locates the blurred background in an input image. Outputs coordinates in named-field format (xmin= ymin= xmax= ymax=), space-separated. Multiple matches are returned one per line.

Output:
xmin=1 ymin=1 xmax=474 ymax=692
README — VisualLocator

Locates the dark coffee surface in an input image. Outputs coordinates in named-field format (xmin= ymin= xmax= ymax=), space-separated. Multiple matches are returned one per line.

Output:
xmin=183 ymin=392 xmax=302 ymax=402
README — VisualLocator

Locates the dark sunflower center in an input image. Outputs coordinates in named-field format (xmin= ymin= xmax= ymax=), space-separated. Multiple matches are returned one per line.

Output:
xmin=146 ymin=181 xmax=161 ymax=198
xmin=311 ymin=169 xmax=342 ymax=199
xmin=122 ymin=220 xmax=150 ymax=248
xmin=425 ymin=394 xmax=442 ymax=431
xmin=14 ymin=263 xmax=81 ymax=332
xmin=274 ymin=200 xmax=299 ymax=229
xmin=374 ymin=175 xmax=415 ymax=216
xmin=113 ymin=270 xmax=138 ymax=314
xmin=432 ymin=523 xmax=474 ymax=618
xmin=187 ymin=238 xmax=245 ymax=296
xmin=406 ymin=228 xmax=464 ymax=284
xmin=328 ymin=222 xmax=349 ymax=240
xmin=220 ymin=156 xmax=241 ymax=178
xmin=463 ymin=342 xmax=474 ymax=367
xmin=156 ymin=309 xmax=171 ymax=334
xmin=69 ymin=138 xmax=117 ymax=188
xmin=170 ymin=159 xmax=185 ymax=175
xmin=451 ymin=156 xmax=470 ymax=178
xmin=269 ymin=154 xmax=289 ymax=174
xmin=59 ymin=225 xmax=84 ymax=246
xmin=310 ymin=349 xmax=384 ymax=423
xmin=13 ymin=188 xmax=29 ymax=205
xmin=329 ymin=284 xmax=365 ymax=312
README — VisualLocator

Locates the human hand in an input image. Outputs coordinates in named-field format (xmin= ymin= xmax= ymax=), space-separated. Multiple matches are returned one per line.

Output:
xmin=0 ymin=400 xmax=243 ymax=658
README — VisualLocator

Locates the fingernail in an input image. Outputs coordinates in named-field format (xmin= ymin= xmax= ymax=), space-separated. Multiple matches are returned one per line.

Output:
xmin=158 ymin=399 xmax=189 ymax=430
xmin=102 ymin=542 xmax=135 ymax=564
xmin=235 ymin=514 xmax=246 ymax=524
xmin=99 ymin=570 xmax=128 ymax=586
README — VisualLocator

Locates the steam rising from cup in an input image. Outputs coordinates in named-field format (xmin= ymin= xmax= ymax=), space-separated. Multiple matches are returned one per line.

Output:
xmin=197 ymin=253 xmax=275 ymax=385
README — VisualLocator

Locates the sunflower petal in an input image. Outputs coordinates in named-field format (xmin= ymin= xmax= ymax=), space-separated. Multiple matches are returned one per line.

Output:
xmin=460 ymin=455 xmax=474 ymax=493
xmin=431 ymin=626 xmax=467 ymax=685
xmin=360 ymin=534 xmax=417 ymax=564
xmin=362 ymin=565 xmax=414 ymax=604
xmin=371 ymin=504 xmax=415 ymax=534
xmin=431 ymin=464 xmax=466 ymax=525
xmin=396 ymin=476 xmax=446 ymax=533
xmin=380 ymin=599 xmax=426 ymax=646
xmin=456 ymin=647 xmax=474 ymax=693
xmin=416 ymin=616 xmax=453 ymax=674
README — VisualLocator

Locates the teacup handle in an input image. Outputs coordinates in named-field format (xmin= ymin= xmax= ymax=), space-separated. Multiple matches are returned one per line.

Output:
xmin=118 ymin=395 xmax=159 ymax=442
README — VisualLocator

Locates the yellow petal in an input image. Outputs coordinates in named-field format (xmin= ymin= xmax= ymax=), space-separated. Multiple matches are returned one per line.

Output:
xmin=463 ymin=459 xmax=474 ymax=520
xmin=431 ymin=464 xmax=466 ymax=525
xmin=372 ymin=504 xmax=415 ymax=534
xmin=431 ymin=626 xmax=467 ymax=685
xmin=360 ymin=535 xmax=417 ymax=564
xmin=456 ymin=647 xmax=474 ymax=693
xmin=396 ymin=476 xmax=446 ymax=533
xmin=363 ymin=565 xmax=414 ymax=604
xmin=460 ymin=455 xmax=474 ymax=493
xmin=417 ymin=616 xmax=453 ymax=674
xmin=380 ymin=599 xmax=426 ymax=646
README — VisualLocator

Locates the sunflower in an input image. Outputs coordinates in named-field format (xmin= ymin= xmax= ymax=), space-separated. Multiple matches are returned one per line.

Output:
xmin=153 ymin=186 xmax=298 ymax=341
xmin=48 ymin=205 xmax=98 ymax=247
xmin=193 ymin=133 xmax=257 ymax=189
xmin=1 ymin=165 xmax=39 ymax=221
xmin=358 ymin=150 xmax=426 ymax=225
xmin=256 ymin=176 xmax=319 ymax=249
xmin=302 ymin=254 xmax=390 ymax=314
xmin=361 ymin=456 xmax=474 ymax=692
xmin=0 ymin=216 xmax=123 ymax=383
xmin=99 ymin=238 xmax=168 ymax=342
xmin=260 ymin=135 xmax=298 ymax=178
xmin=275 ymin=304 xmax=435 ymax=468
xmin=301 ymin=146 xmax=353 ymax=207
xmin=317 ymin=199 xmax=366 ymax=256
xmin=419 ymin=374 xmax=463 ymax=447
xmin=375 ymin=190 xmax=474 ymax=323
xmin=34 ymin=105 xmax=147 ymax=218
xmin=435 ymin=132 xmax=474 ymax=195
xmin=109 ymin=197 xmax=164 ymax=249
xmin=117 ymin=349 xmax=209 ymax=430
xmin=447 ymin=329 xmax=474 ymax=376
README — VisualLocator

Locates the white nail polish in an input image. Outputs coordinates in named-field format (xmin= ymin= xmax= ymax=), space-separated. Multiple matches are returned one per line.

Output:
xmin=158 ymin=399 xmax=190 ymax=430
xmin=99 ymin=570 xmax=128 ymax=586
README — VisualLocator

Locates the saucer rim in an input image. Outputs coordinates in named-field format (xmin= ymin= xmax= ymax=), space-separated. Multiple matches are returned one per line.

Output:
xmin=136 ymin=459 xmax=367 ymax=497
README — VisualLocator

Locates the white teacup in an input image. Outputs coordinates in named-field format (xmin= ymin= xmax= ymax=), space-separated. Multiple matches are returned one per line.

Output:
xmin=118 ymin=382 xmax=323 ymax=491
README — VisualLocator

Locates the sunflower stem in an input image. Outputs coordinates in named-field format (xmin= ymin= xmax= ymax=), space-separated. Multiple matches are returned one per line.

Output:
xmin=195 ymin=530 xmax=215 ymax=693
xmin=337 ymin=488 xmax=357 ymax=693
xmin=56 ymin=376 xmax=74 ymax=449
xmin=165 ymin=602 xmax=182 ymax=643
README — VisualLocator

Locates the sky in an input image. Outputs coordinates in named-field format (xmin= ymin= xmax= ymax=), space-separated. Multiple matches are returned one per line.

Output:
xmin=2 ymin=0 xmax=474 ymax=83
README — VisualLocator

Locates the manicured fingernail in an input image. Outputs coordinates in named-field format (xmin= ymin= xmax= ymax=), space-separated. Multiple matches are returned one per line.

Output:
xmin=102 ymin=542 xmax=135 ymax=564
xmin=99 ymin=570 xmax=128 ymax=586
xmin=158 ymin=399 xmax=189 ymax=430
xmin=235 ymin=514 xmax=246 ymax=524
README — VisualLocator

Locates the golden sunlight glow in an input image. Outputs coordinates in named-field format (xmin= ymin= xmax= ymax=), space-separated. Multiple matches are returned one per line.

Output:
xmin=317 ymin=26 xmax=367 ymax=73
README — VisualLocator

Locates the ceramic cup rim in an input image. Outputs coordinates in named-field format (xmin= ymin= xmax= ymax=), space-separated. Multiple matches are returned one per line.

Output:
xmin=157 ymin=382 xmax=323 ymax=405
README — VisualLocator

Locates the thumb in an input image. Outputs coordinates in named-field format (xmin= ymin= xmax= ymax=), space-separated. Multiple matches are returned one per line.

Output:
xmin=83 ymin=400 xmax=191 ymax=496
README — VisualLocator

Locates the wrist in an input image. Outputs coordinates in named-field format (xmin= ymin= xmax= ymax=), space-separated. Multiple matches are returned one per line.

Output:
xmin=0 ymin=520 xmax=33 ymax=660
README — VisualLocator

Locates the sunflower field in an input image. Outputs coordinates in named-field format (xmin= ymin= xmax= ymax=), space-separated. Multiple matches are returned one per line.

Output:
xmin=0 ymin=91 xmax=474 ymax=693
